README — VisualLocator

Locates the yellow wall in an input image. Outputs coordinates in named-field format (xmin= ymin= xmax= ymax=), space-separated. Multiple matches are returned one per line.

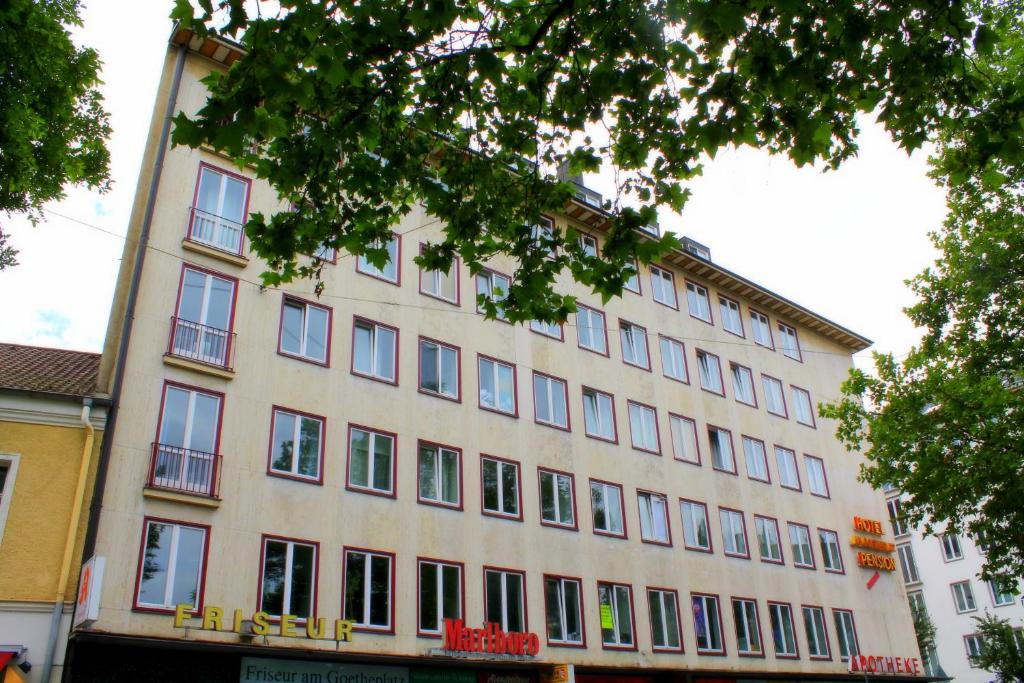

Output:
xmin=0 ymin=419 xmax=102 ymax=601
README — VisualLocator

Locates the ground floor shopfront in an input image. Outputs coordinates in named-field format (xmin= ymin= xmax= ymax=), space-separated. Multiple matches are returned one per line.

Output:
xmin=62 ymin=636 xmax=935 ymax=683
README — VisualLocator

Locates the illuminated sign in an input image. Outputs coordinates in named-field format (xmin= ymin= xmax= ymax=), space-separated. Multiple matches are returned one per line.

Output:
xmin=849 ymin=654 xmax=922 ymax=675
xmin=850 ymin=516 xmax=896 ymax=572
xmin=73 ymin=556 xmax=105 ymax=628
xmin=443 ymin=619 xmax=540 ymax=657
xmin=172 ymin=604 xmax=354 ymax=642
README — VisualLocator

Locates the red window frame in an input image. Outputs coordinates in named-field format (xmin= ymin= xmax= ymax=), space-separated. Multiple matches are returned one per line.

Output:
xmin=589 ymin=478 xmax=628 ymax=539
xmin=623 ymin=258 xmax=642 ymax=294
xmin=658 ymin=335 xmax=690 ymax=384
xmin=153 ymin=380 xmax=225 ymax=462
xmin=804 ymin=454 xmax=831 ymax=498
xmin=480 ymin=453 xmax=524 ymax=522
xmin=707 ymin=424 xmax=737 ymax=475
xmin=761 ymin=374 xmax=788 ymax=418
xmin=416 ymin=557 xmax=466 ymax=638
xmin=532 ymin=370 xmax=571 ymax=432
xmin=636 ymin=489 xmax=672 ymax=547
xmin=754 ymin=515 xmax=785 ymax=565
xmin=345 ymin=423 xmax=399 ymax=499
xmin=817 ymin=527 xmax=846 ymax=574
xmin=170 ymin=262 xmax=239 ymax=341
xmin=718 ymin=506 xmax=751 ymax=559
xmin=778 ymin=322 xmax=803 ymax=362
xmin=749 ymin=308 xmax=775 ymax=349
xmin=266 ymin=405 xmax=326 ymax=485
xmin=474 ymin=267 xmax=512 ymax=323
xmin=731 ymin=596 xmax=765 ymax=658
xmin=187 ymin=162 xmax=252 ymax=255
xmin=256 ymin=534 xmax=320 ymax=621
xmin=350 ymin=315 xmax=400 ymax=386
xmin=537 ymin=467 xmax=579 ymax=531
xmin=543 ymin=573 xmax=587 ymax=648
xmin=341 ymin=546 xmax=396 ymax=634
xmin=695 ymin=348 xmax=725 ymax=396
xmin=417 ymin=336 xmax=462 ymax=403
xmin=788 ymin=522 xmax=817 ymax=569
xmin=529 ymin=319 xmax=565 ymax=342
xmin=679 ymin=498 xmax=713 ymax=553
xmin=832 ymin=608 xmax=861 ymax=661
xmin=417 ymin=242 xmax=460 ymax=306
xmin=581 ymin=386 xmax=618 ymax=444
xmin=416 ymin=439 xmax=464 ymax=511
xmin=575 ymin=304 xmax=610 ymax=357
xmin=685 ymin=280 xmax=714 ymax=325
xmin=618 ymin=319 xmax=652 ymax=371
xmin=477 ymin=353 xmax=519 ymax=418
xmin=482 ymin=565 xmax=529 ymax=630
xmin=791 ymin=385 xmax=817 ymax=428
xmin=719 ymin=295 xmax=745 ymax=338
xmin=801 ymin=604 xmax=833 ymax=660
xmin=775 ymin=445 xmax=802 ymax=491
xmin=729 ymin=362 xmax=758 ymax=408
xmin=649 ymin=264 xmax=679 ymax=310
xmin=668 ymin=412 xmax=701 ymax=465
xmin=740 ymin=435 xmax=770 ymax=484
xmin=627 ymin=399 xmax=661 ymax=455
xmin=767 ymin=600 xmax=800 ymax=659
xmin=690 ymin=591 xmax=726 ymax=655
xmin=355 ymin=232 xmax=401 ymax=286
xmin=646 ymin=586 xmax=685 ymax=653
xmin=277 ymin=294 xmax=333 ymax=367
xmin=597 ymin=581 xmax=638 ymax=651
xmin=132 ymin=516 xmax=212 ymax=615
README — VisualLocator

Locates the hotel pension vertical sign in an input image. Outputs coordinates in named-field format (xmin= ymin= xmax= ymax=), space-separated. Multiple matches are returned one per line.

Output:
xmin=850 ymin=516 xmax=896 ymax=571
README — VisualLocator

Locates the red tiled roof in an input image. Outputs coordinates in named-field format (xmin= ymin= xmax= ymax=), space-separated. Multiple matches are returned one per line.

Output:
xmin=0 ymin=343 xmax=100 ymax=396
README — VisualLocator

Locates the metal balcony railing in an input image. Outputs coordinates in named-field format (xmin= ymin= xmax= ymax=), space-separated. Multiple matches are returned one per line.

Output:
xmin=187 ymin=206 xmax=245 ymax=256
xmin=148 ymin=442 xmax=221 ymax=499
xmin=167 ymin=317 xmax=236 ymax=371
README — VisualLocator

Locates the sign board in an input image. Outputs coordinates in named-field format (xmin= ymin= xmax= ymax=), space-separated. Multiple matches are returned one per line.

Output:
xmin=411 ymin=670 xmax=476 ymax=683
xmin=240 ymin=658 xmax=408 ymax=683
xmin=850 ymin=515 xmax=896 ymax=572
xmin=599 ymin=605 xmax=614 ymax=630
xmin=73 ymin=556 xmax=105 ymax=628
xmin=174 ymin=604 xmax=354 ymax=642
xmin=848 ymin=654 xmax=921 ymax=676
xmin=442 ymin=619 xmax=540 ymax=657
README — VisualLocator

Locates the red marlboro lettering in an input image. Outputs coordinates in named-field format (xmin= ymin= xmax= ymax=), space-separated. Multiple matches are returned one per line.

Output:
xmin=442 ymin=619 xmax=540 ymax=657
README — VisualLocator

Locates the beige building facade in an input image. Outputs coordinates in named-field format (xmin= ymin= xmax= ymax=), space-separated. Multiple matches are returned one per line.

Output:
xmin=67 ymin=26 xmax=924 ymax=683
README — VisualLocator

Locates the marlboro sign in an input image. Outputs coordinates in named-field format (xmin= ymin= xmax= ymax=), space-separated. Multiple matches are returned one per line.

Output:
xmin=443 ymin=619 xmax=540 ymax=657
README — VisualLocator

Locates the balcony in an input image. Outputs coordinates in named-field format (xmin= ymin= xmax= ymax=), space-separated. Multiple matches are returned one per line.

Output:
xmin=183 ymin=207 xmax=248 ymax=266
xmin=165 ymin=317 xmax=236 ymax=377
xmin=145 ymin=442 xmax=221 ymax=505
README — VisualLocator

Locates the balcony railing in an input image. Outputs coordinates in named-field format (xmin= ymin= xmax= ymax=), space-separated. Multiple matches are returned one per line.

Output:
xmin=187 ymin=207 xmax=245 ymax=256
xmin=148 ymin=442 xmax=221 ymax=498
xmin=167 ymin=316 xmax=236 ymax=371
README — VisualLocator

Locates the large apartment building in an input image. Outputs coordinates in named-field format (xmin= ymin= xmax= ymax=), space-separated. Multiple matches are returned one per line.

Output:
xmin=65 ymin=26 xmax=924 ymax=683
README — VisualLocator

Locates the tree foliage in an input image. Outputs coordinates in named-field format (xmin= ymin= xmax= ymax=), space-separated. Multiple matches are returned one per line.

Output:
xmin=910 ymin=601 xmax=936 ymax=660
xmin=970 ymin=613 xmax=1024 ymax=681
xmin=0 ymin=0 xmax=111 ymax=228
xmin=171 ymin=0 xmax=1005 ymax=322
xmin=821 ymin=1 xmax=1024 ymax=580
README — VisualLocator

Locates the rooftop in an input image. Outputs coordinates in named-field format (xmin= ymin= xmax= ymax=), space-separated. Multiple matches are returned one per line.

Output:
xmin=0 ymin=343 xmax=101 ymax=397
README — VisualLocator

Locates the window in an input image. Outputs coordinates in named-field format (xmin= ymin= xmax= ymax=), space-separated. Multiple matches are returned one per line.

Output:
xmin=951 ymin=581 xmax=977 ymax=612
xmin=539 ymin=469 xmax=576 ymax=529
xmin=0 ymin=458 xmax=15 ymax=545
xmin=417 ymin=442 xmax=461 ymax=509
xmin=755 ymin=516 xmax=784 ymax=563
xmin=628 ymin=401 xmax=660 ymax=453
xmin=530 ymin=216 xmax=556 ymax=256
xmin=260 ymin=536 xmax=317 ymax=619
xmin=805 ymin=455 xmax=829 ymax=497
xmin=478 ymin=355 xmax=517 ymax=416
xmin=170 ymin=266 xmax=236 ymax=368
xmin=730 ymin=363 xmax=756 ymax=406
xmin=762 ymin=375 xmax=787 ymax=417
xmin=707 ymin=426 xmax=735 ymax=473
xmin=579 ymin=233 xmax=598 ymax=257
xmin=680 ymin=500 xmax=711 ymax=552
xmin=659 ymin=336 xmax=688 ymax=383
xmin=695 ymin=350 xmax=723 ymax=394
xmin=638 ymin=491 xmax=670 ymax=545
xmin=907 ymin=590 xmax=928 ymax=619
xmin=720 ymin=297 xmax=744 ymax=336
xmin=650 ymin=265 xmax=677 ymax=308
xmin=623 ymin=259 xmax=641 ymax=293
xmin=357 ymin=234 xmax=400 ymax=284
xmin=544 ymin=576 xmax=584 ymax=646
xmin=598 ymin=583 xmax=635 ymax=649
xmin=484 ymin=568 xmax=526 ymax=631
xmin=742 ymin=437 xmax=769 ymax=482
xmin=347 ymin=426 xmax=396 ymax=496
xmin=775 ymin=447 xmax=801 ymax=490
xmin=152 ymin=383 xmax=222 ymax=496
xmin=135 ymin=519 xmax=208 ymax=612
xmin=965 ymin=634 xmax=983 ymax=664
xmin=576 ymin=305 xmax=608 ymax=355
xmin=691 ymin=594 xmax=724 ymax=654
xmin=343 ymin=548 xmax=393 ymax=631
xmin=352 ymin=318 xmax=397 ymax=383
xmin=418 ymin=337 xmax=460 ymax=401
xmin=888 ymin=498 xmax=908 ymax=536
xmin=534 ymin=373 xmax=569 ymax=430
xmin=476 ymin=269 xmax=510 ymax=320
xmin=418 ymin=559 xmax=462 ymax=636
xmin=897 ymin=544 xmax=920 ymax=584
xmin=802 ymin=606 xmax=831 ymax=659
xmin=788 ymin=523 xmax=815 ymax=568
xmin=188 ymin=164 xmax=249 ymax=255
xmin=648 ymin=589 xmax=682 ymax=652
xmin=719 ymin=508 xmax=749 ymax=558
xmin=279 ymin=297 xmax=331 ymax=365
xmin=818 ymin=529 xmax=844 ymax=573
xmin=750 ymin=309 xmax=773 ymax=348
xmin=778 ymin=323 xmax=802 ymax=361
xmin=582 ymin=388 xmax=616 ymax=442
xmin=990 ymin=580 xmax=1016 ymax=607
xmin=268 ymin=408 xmax=324 ymax=482
xmin=833 ymin=610 xmax=859 ymax=659
xmin=669 ymin=414 xmax=700 ymax=464
xmin=530 ymin=319 xmax=563 ymax=340
xmin=591 ymin=480 xmax=625 ymax=537
xmin=312 ymin=242 xmax=337 ymax=263
xmin=619 ymin=321 xmax=650 ymax=370
xmin=686 ymin=282 xmax=712 ymax=323
xmin=768 ymin=602 xmax=798 ymax=657
xmin=732 ymin=598 xmax=763 ymax=656
xmin=942 ymin=533 xmax=963 ymax=561
xmin=481 ymin=456 xmax=521 ymax=520
xmin=419 ymin=249 xmax=458 ymax=304
xmin=791 ymin=386 xmax=815 ymax=427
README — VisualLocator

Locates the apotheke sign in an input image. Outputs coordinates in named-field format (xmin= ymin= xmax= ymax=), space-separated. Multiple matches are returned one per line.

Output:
xmin=848 ymin=654 xmax=922 ymax=676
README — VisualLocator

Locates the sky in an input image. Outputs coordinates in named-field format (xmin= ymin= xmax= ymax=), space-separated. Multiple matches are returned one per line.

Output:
xmin=0 ymin=0 xmax=947 ymax=368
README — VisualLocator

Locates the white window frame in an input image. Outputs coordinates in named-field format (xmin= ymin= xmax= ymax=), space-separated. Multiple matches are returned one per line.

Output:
xmin=648 ymin=589 xmax=682 ymax=652
xmin=418 ymin=559 xmax=462 ymax=635
xmin=352 ymin=318 xmax=397 ymax=383
xmin=533 ymin=372 xmax=569 ymax=430
xmin=719 ymin=296 xmax=744 ymax=336
xmin=989 ymin=579 xmax=1016 ymax=607
xmin=681 ymin=500 xmax=712 ymax=552
xmin=530 ymin=319 xmax=563 ymax=340
xmin=598 ymin=582 xmax=635 ymax=648
xmin=659 ymin=336 xmax=688 ymax=383
xmin=135 ymin=519 xmax=208 ymax=611
xmin=475 ymin=270 xmax=510 ymax=320
xmin=778 ymin=322 xmax=802 ymax=361
xmin=579 ymin=233 xmax=598 ymax=257
xmin=591 ymin=480 xmax=625 ymax=537
xmin=650 ymin=265 xmax=678 ymax=308
xmin=619 ymin=321 xmax=650 ymax=369
xmin=481 ymin=456 xmax=521 ymax=519
xmin=582 ymin=388 xmax=616 ymax=442
xmin=539 ymin=469 xmax=576 ymax=529
xmin=742 ymin=436 xmax=769 ymax=482
xmin=484 ymin=568 xmax=526 ymax=632
xmin=762 ymin=375 xmax=787 ymax=417
xmin=418 ymin=337 xmax=460 ymax=401
xmin=343 ymin=548 xmax=393 ymax=630
xmin=732 ymin=598 xmax=763 ymax=655
xmin=818 ymin=529 xmax=844 ymax=572
xmin=789 ymin=523 xmax=815 ymax=568
xmin=791 ymin=386 xmax=816 ymax=427
xmin=696 ymin=350 xmax=724 ymax=394
xmin=478 ymin=356 xmax=517 ymax=415
xmin=269 ymin=408 xmax=324 ymax=481
xmin=776 ymin=446 xmax=801 ymax=490
xmin=719 ymin=508 xmax=748 ymax=558
xmin=189 ymin=165 xmax=249 ymax=255
xmin=417 ymin=442 xmax=461 ymax=509
xmin=628 ymin=401 xmax=659 ymax=453
xmin=347 ymin=426 xmax=395 ymax=495
xmin=686 ymin=281 xmax=712 ymax=323
xmin=731 ymin=363 xmax=756 ymax=406
xmin=691 ymin=593 xmax=724 ymax=654
xmin=769 ymin=602 xmax=798 ymax=657
xmin=530 ymin=216 xmax=557 ymax=257
xmin=750 ymin=309 xmax=773 ymax=348
xmin=942 ymin=533 xmax=963 ymax=562
xmin=805 ymin=455 xmax=829 ymax=497
xmin=357 ymin=234 xmax=400 ymax=283
xmin=755 ymin=516 xmax=784 ymax=563
xmin=544 ymin=576 xmax=584 ymax=645
xmin=576 ymin=305 xmax=607 ymax=355
xmin=952 ymin=581 xmax=977 ymax=613
xmin=708 ymin=426 xmax=735 ymax=473
xmin=280 ymin=297 xmax=330 ymax=364
xmin=964 ymin=634 xmax=983 ymax=664
xmin=0 ymin=455 xmax=20 ymax=549
xmin=898 ymin=544 xmax=921 ymax=584
xmin=802 ymin=605 xmax=831 ymax=659
xmin=669 ymin=414 xmax=700 ymax=464
xmin=419 ymin=251 xmax=458 ymax=304
xmin=637 ymin=491 xmax=670 ymax=545
xmin=623 ymin=259 xmax=641 ymax=294
xmin=833 ymin=609 xmax=859 ymax=660
xmin=260 ymin=537 xmax=317 ymax=619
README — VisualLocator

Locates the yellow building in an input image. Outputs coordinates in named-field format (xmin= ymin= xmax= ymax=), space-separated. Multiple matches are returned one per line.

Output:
xmin=0 ymin=343 xmax=106 ymax=683
xmin=67 ymin=25 xmax=925 ymax=683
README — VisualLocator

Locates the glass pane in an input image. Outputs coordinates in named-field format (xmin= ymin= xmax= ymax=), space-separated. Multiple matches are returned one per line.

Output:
xmin=480 ymin=360 xmax=495 ymax=407
xmin=541 ymin=472 xmax=556 ymax=521
xmin=650 ymin=593 xmax=665 ymax=646
xmin=440 ymin=267 xmax=457 ymax=300
xmin=534 ymin=376 xmax=550 ymax=422
xmin=221 ymin=175 xmax=247 ymax=222
xmin=272 ymin=412 xmax=296 ymax=472
xmin=591 ymin=484 xmax=606 ymax=529
xmin=354 ymin=324 xmax=373 ymax=374
xmin=196 ymin=169 xmax=222 ymax=213
xmin=563 ymin=581 xmax=581 ymax=642
xmin=139 ymin=523 xmax=171 ymax=605
xmin=189 ymin=393 xmax=219 ymax=453
xmin=349 ymin=430 xmax=370 ymax=487
xmin=419 ymin=446 xmax=438 ymax=500
xmin=440 ymin=449 xmax=459 ymax=504
xmin=442 ymin=565 xmax=460 ymax=619
xmin=707 ymin=599 xmax=722 ymax=650
xmin=501 ymin=463 xmax=518 ymax=515
xmin=607 ymin=487 xmax=622 ymax=532
xmin=344 ymin=553 xmax=365 ymax=622
xmin=420 ymin=563 xmax=438 ymax=631
xmin=664 ymin=593 xmax=680 ymax=647
xmin=159 ymin=387 xmax=189 ymax=447
xmin=497 ymin=364 xmax=514 ymax=412
xmin=370 ymin=555 xmax=390 ymax=625
xmin=557 ymin=476 xmax=573 ymax=525
xmin=545 ymin=579 xmax=564 ymax=641
xmin=420 ymin=343 xmax=439 ymax=392
xmin=583 ymin=392 xmax=598 ymax=434
xmin=170 ymin=526 xmax=204 ymax=606
xmin=733 ymin=601 xmax=749 ymax=651
xmin=178 ymin=270 xmax=206 ymax=322
xmin=552 ymin=382 xmax=567 ymax=425
xmin=290 ymin=543 xmax=314 ymax=618
xmin=305 ymin=306 xmax=328 ymax=361
xmin=482 ymin=460 xmax=499 ymax=511
xmin=599 ymin=585 xmax=615 ymax=643
xmin=206 ymin=276 xmax=233 ymax=330
xmin=372 ymin=434 xmax=393 ymax=491
xmin=506 ymin=574 xmax=523 ymax=631
xmin=615 ymin=586 xmax=632 ymax=644
xmin=376 ymin=327 xmax=395 ymax=379
xmin=281 ymin=302 xmax=303 ymax=355
xmin=297 ymin=417 xmax=320 ymax=477
xmin=261 ymin=541 xmax=286 ymax=616
xmin=440 ymin=346 xmax=458 ymax=396
xmin=485 ymin=572 xmax=503 ymax=624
